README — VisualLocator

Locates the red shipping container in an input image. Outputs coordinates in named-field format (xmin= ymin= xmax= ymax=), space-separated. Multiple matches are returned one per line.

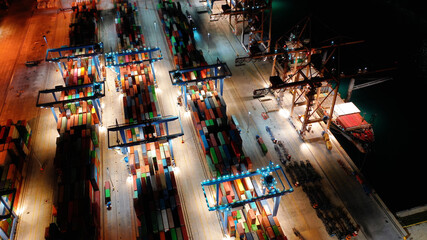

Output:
xmin=209 ymin=133 xmax=217 ymax=147
xmin=223 ymin=181 xmax=231 ymax=195
xmin=216 ymin=107 xmax=223 ymax=118
xmin=170 ymin=171 xmax=177 ymax=189
xmin=177 ymin=205 xmax=185 ymax=226
xmin=204 ymin=109 xmax=211 ymax=120
xmin=181 ymin=226 xmax=189 ymax=240
xmin=175 ymin=192 xmax=181 ymax=206
xmin=222 ymin=131 xmax=230 ymax=145
xmin=214 ymin=146 xmax=223 ymax=163
xmin=266 ymin=227 xmax=275 ymax=239
xmin=226 ymin=195 xmax=233 ymax=204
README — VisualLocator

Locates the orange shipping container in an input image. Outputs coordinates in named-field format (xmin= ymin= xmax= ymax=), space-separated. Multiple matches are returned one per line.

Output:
xmin=262 ymin=216 xmax=270 ymax=230
xmin=57 ymin=116 xmax=62 ymax=130
xmin=247 ymin=209 xmax=256 ymax=226
xmin=228 ymin=216 xmax=235 ymax=235
xmin=266 ymin=226 xmax=275 ymax=239
xmin=256 ymin=229 xmax=264 ymax=240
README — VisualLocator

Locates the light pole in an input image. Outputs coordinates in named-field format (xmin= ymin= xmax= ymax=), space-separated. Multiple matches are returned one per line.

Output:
xmin=246 ymin=111 xmax=252 ymax=132
xmin=207 ymin=32 xmax=210 ymax=53
xmin=32 ymin=152 xmax=44 ymax=171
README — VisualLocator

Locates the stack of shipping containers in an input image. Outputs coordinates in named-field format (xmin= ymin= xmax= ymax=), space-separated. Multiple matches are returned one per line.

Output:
xmin=157 ymin=1 xmax=207 ymax=70
xmin=57 ymin=52 xmax=102 ymax=132
xmin=0 ymin=120 xmax=32 ymax=238
xmin=112 ymin=0 xmax=189 ymax=239
xmin=157 ymin=1 xmax=288 ymax=239
xmin=119 ymin=64 xmax=160 ymax=123
xmin=44 ymin=1 xmax=102 ymax=239
xmin=69 ymin=0 xmax=98 ymax=46
xmin=131 ymin=141 xmax=189 ymax=239
xmin=114 ymin=0 xmax=146 ymax=51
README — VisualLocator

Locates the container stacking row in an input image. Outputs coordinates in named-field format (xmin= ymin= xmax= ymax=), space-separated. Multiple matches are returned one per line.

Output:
xmin=187 ymin=82 xmax=288 ymax=240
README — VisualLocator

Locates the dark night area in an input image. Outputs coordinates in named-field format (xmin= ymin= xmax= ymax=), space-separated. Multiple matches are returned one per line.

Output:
xmin=273 ymin=0 xmax=427 ymax=212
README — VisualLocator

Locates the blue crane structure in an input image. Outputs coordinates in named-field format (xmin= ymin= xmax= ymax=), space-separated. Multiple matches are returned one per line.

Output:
xmin=201 ymin=162 xmax=293 ymax=232
xmin=42 ymin=43 xmax=105 ymax=124
xmin=36 ymin=82 xmax=105 ymax=123
xmin=107 ymin=115 xmax=183 ymax=159
xmin=168 ymin=58 xmax=231 ymax=110
xmin=105 ymin=46 xmax=183 ymax=158
xmin=45 ymin=43 xmax=104 ymax=81
xmin=104 ymin=47 xmax=163 ymax=89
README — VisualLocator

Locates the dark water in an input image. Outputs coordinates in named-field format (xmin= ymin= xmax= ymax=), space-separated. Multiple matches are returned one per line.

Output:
xmin=272 ymin=0 xmax=427 ymax=212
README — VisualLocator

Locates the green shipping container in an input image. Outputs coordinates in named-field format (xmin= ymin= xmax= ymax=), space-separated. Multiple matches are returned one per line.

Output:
xmin=206 ymin=154 xmax=215 ymax=172
xmin=272 ymin=225 xmax=280 ymax=236
xmin=86 ymin=113 xmax=91 ymax=126
xmin=261 ymin=143 xmax=268 ymax=154
xmin=217 ymin=132 xmax=225 ymax=145
xmin=219 ymin=146 xmax=226 ymax=161
xmin=236 ymin=210 xmax=241 ymax=219
xmin=92 ymin=131 xmax=98 ymax=145
xmin=210 ymin=147 xmax=218 ymax=164
xmin=78 ymin=114 xmax=83 ymax=125
xmin=171 ymin=228 xmax=177 ymax=240
xmin=251 ymin=223 xmax=258 ymax=231
xmin=243 ymin=222 xmax=249 ymax=233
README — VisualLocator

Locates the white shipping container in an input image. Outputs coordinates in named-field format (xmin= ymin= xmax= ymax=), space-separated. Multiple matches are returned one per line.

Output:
xmin=162 ymin=209 xmax=169 ymax=232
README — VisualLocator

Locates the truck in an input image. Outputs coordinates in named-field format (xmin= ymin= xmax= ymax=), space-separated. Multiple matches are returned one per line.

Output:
xmin=255 ymin=135 xmax=268 ymax=155
xmin=105 ymin=181 xmax=112 ymax=210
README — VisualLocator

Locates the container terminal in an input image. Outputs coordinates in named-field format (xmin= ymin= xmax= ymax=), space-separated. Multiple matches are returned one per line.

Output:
xmin=0 ymin=0 xmax=421 ymax=239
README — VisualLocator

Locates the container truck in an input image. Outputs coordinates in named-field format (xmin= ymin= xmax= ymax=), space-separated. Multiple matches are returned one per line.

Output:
xmin=255 ymin=135 xmax=268 ymax=155
xmin=105 ymin=181 xmax=112 ymax=210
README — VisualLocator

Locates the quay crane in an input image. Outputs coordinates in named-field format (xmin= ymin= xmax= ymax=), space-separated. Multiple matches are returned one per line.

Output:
xmin=252 ymin=17 xmax=393 ymax=145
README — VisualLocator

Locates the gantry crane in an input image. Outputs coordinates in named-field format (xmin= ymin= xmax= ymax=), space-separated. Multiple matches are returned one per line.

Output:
xmin=207 ymin=0 xmax=273 ymax=55
xmin=201 ymin=162 xmax=293 ymax=233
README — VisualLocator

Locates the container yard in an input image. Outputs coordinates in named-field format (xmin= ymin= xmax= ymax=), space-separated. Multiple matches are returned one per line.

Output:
xmin=0 ymin=120 xmax=31 ymax=239
xmin=103 ymin=0 xmax=187 ymax=239
xmin=185 ymin=80 xmax=292 ymax=239
xmin=1 ymin=0 xmax=410 ymax=239
xmin=35 ymin=1 xmax=104 ymax=239
xmin=157 ymin=2 xmax=295 ymax=239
